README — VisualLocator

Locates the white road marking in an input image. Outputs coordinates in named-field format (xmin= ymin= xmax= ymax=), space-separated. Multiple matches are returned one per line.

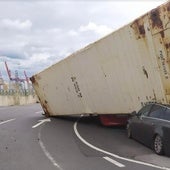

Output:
xmin=38 ymin=131 xmax=62 ymax=170
xmin=32 ymin=118 xmax=51 ymax=128
xmin=0 ymin=118 xmax=16 ymax=125
xmin=74 ymin=121 xmax=170 ymax=170
xmin=103 ymin=156 xmax=125 ymax=168
xmin=35 ymin=111 xmax=44 ymax=114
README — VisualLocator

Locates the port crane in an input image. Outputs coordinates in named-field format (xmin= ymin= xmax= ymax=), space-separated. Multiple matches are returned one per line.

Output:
xmin=5 ymin=61 xmax=25 ymax=82
xmin=24 ymin=70 xmax=30 ymax=84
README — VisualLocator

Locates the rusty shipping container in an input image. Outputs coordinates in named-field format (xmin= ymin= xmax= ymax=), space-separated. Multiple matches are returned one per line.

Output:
xmin=31 ymin=1 xmax=170 ymax=125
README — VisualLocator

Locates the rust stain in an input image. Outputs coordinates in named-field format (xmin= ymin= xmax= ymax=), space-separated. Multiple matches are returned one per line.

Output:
xmin=150 ymin=9 xmax=163 ymax=29
xmin=138 ymin=25 xmax=145 ymax=35
xmin=160 ymin=30 xmax=165 ymax=38
xmin=30 ymin=76 xmax=35 ymax=84
xmin=131 ymin=17 xmax=146 ymax=39
xmin=167 ymin=2 xmax=170 ymax=11
xmin=163 ymin=2 xmax=170 ymax=29
xmin=30 ymin=75 xmax=40 ymax=88
xmin=165 ymin=42 xmax=170 ymax=49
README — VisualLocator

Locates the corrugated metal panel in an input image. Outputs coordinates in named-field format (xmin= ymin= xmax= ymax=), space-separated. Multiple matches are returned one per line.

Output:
xmin=31 ymin=1 xmax=170 ymax=116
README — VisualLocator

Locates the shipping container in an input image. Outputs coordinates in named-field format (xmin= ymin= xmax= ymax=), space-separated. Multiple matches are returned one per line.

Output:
xmin=31 ymin=1 xmax=170 ymax=126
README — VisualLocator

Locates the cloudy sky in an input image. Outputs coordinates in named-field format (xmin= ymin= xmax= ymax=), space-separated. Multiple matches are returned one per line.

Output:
xmin=0 ymin=0 xmax=167 ymax=81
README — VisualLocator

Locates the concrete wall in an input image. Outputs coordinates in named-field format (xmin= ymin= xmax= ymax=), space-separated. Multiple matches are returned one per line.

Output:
xmin=0 ymin=90 xmax=37 ymax=106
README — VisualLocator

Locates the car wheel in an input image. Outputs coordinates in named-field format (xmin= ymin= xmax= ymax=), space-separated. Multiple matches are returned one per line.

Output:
xmin=154 ymin=135 xmax=164 ymax=155
xmin=127 ymin=124 xmax=132 ymax=139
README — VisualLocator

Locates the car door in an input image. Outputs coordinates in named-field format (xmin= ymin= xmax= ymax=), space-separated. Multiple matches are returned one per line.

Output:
xmin=131 ymin=104 xmax=153 ymax=142
xmin=143 ymin=104 xmax=166 ymax=147
xmin=160 ymin=108 xmax=170 ymax=155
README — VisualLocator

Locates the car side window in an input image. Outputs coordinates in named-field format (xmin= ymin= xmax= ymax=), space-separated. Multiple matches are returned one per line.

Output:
xmin=148 ymin=105 xmax=165 ymax=118
xmin=162 ymin=108 xmax=170 ymax=121
xmin=137 ymin=104 xmax=152 ymax=116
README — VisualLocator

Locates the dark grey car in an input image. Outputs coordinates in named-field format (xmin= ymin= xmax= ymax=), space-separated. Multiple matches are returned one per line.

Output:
xmin=127 ymin=103 xmax=170 ymax=156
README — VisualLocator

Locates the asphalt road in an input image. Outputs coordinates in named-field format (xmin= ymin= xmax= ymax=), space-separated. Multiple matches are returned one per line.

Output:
xmin=0 ymin=103 xmax=169 ymax=170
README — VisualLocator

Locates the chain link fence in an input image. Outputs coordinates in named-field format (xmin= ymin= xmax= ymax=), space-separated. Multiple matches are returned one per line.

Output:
xmin=0 ymin=89 xmax=36 ymax=96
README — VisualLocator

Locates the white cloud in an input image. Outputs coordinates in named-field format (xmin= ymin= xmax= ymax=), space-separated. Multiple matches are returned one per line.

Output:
xmin=16 ymin=52 xmax=53 ymax=75
xmin=47 ymin=28 xmax=61 ymax=34
xmin=80 ymin=22 xmax=113 ymax=36
xmin=31 ymin=53 xmax=50 ymax=61
xmin=1 ymin=19 xmax=32 ymax=30
xmin=68 ymin=30 xmax=79 ymax=37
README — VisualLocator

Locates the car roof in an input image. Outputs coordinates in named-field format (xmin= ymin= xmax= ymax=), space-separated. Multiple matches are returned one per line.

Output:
xmin=145 ymin=102 xmax=170 ymax=110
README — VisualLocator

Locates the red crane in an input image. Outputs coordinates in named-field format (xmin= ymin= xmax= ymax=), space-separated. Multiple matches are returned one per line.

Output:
xmin=24 ymin=70 xmax=29 ymax=84
xmin=4 ymin=61 xmax=24 ymax=82
xmin=5 ymin=61 xmax=12 ymax=81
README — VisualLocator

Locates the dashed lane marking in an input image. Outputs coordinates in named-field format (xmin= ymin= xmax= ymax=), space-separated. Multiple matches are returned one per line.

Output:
xmin=0 ymin=119 xmax=16 ymax=125
xmin=38 ymin=129 xmax=62 ymax=169
xmin=103 ymin=156 xmax=125 ymax=168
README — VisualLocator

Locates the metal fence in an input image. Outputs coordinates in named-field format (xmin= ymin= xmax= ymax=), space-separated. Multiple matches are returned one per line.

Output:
xmin=0 ymin=89 xmax=36 ymax=96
